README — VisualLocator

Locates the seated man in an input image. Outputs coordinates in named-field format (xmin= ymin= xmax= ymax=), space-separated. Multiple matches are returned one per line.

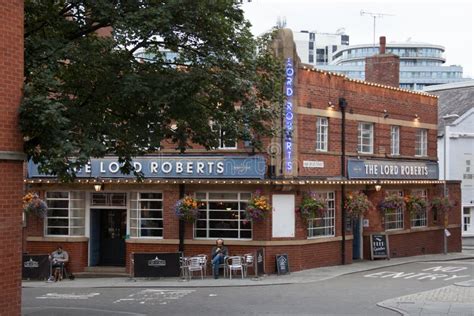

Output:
xmin=50 ymin=246 xmax=69 ymax=281
xmin=211 ymin=239 xmax=228 ymax=279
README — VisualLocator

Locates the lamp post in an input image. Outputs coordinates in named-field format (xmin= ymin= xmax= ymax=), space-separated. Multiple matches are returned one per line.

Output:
xmin=442 ymin=114 xmax=459 ymax=255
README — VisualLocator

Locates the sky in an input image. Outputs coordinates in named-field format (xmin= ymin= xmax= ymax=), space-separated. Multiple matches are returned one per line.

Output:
xmin=242 ymin=0 xmax=474 ymax=78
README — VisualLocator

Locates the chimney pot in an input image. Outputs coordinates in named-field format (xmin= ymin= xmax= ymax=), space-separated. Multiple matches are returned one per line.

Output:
xmin=379 ymin=36 xmax=386 ymax=54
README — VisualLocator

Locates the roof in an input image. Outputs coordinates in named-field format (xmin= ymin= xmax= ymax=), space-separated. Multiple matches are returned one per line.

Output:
xmin=423 ymin=81 xmax=474 ymax=134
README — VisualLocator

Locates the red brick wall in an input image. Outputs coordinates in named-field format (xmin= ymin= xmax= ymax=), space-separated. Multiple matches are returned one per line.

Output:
xmin=365 ymin=54 xmax=400 ymax=88
xmin=0 ymin=0 xmax=24 ymax=314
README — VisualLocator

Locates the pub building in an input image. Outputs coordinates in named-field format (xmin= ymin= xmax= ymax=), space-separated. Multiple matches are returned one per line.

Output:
xmin=23 ymin=30 xmax=462 ymax=275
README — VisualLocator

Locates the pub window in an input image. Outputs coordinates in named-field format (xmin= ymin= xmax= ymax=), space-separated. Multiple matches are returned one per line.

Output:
xmin=194 ymin=192 xmax=252 ymax=239
xmin=385 ymin=190 xmax=404 ymax=230
xmin=130 ymin=192 xmax=163 ymax=238
xmin=45 ymin=191 xmax=85 ymax=236
xmin=390 ymin=126 xmax=400 ymax=156
xmin=307 ymin=192 xmax=335 ymax=238
xmin=210 ymin=122 xmax=237 ymax=150
xmin=316 ymin=117 xmax=328 ymax=152
xmin=410 ymin=189 xmax=427 ymax=227
xmin=358 ymin=122 xmax=374 ymax=154
xmin=415 ymin=129 xmax=428 ymax=157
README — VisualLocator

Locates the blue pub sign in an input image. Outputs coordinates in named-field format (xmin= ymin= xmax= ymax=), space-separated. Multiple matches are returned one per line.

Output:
xmin=347 ymin=159 xmax=439 ymax=180
xmin=27 ymin=156 xmax=267 ymax=179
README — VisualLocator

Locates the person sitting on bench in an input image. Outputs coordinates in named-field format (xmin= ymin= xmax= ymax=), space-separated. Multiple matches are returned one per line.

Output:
xmin=50 ymin=246 xmax=69 ymax=281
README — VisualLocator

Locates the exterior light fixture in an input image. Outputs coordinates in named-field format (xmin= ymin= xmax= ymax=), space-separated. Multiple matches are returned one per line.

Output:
xmin=375 ymin=181 xmax=382 ymax=192
xmin=414 ymin=114 xmax=419 ymax=120
xmin=94 ymin=183 xmax=103 ymax=192
xmin=328 ymin=101 xmax=335 ymax=109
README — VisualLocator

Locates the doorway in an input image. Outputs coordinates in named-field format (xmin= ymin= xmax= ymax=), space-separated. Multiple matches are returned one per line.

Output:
xmin=90 ymin=208 xmax=126 ymax=266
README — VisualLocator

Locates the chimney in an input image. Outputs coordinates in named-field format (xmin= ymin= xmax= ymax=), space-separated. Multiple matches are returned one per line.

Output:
xmin=365 ymin=36 xmax=400 ymax=88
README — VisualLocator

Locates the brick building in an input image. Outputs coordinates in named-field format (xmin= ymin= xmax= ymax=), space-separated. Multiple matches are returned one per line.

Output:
xmin=23 ymin=30 xmax=461 ymax=275
xmin=1 ymin=0 xmax=24 ymax=314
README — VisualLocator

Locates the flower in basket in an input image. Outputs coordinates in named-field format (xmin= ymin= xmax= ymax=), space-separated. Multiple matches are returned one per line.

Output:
xmin=244 ymin=190 xmax=271 ymax=223
xmin=431 ymin=196 xmax=452 ymax=214
xmin=297 ymin=194 xmax=327 ymax=222
xmin=22 ymin=192 xmax=48 ymax=218
xmin=405 ymin=195 xmax=428 ymax=217
xmin=379 ymin=194 xmax=405 ymax=215
xmin=174 ymin=195 xmax=200 ymax=223
xmin=345 ymin=191 xmax=373 ymax=218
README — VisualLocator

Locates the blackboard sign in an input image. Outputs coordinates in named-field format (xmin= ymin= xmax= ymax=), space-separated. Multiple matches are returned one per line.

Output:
xmin=276 ymin=253 xmax=290 ymax=275
xmin=370 ymin=234 xmax=390 ymax=260
xmin=22 ymin=254 xmax=50 ymax=280
xmin=256 ymin=248 xmax=265 ymax=276
xmin=133 ymin=253 xmax=180 ymax=277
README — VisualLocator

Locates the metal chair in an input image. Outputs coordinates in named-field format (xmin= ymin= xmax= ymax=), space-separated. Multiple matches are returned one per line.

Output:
xmin=179 ymin=256 xmax=190 ymax=280
xmin=242 ymin=253 xmax=254 ymax=277
xmin=187 ymin=257 xmax=204 ymax=280
xmin=226 ymin=256 xmax=244 ymax=279
xmin=195 ymin=254 xmax=208 ymax=277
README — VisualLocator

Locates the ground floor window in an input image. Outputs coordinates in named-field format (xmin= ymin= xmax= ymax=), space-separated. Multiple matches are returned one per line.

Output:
xmin=45 ymin=191 xmax=85 ymax=236
xmin=385 ymin=190 xmax=404 ymax=230
xmin=410 ymin=189 xmax=427 ymax=227
xmin=464 ymin=207 xmax=472 ymax=233
xmin=308 ymin=191 xmax=335 ymax=238
xmin=130 ymin=192 xmax=163 ymax=238
xmin=194 ymin=192 xmax=252 ymax=239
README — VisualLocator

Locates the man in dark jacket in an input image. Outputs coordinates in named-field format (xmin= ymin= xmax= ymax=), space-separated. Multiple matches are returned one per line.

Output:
xmin=211 ymin=239 xmax=228 ymax=279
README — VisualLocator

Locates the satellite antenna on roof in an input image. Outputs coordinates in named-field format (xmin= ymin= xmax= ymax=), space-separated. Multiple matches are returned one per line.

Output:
xmin=360 ymin=10 xmax=394 ymax=47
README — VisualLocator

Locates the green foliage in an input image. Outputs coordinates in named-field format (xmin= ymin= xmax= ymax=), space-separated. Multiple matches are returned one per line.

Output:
xmin=431 ymin=197 xmax=452 ymax=213
xmin=21 ymin=0 xmax=284 ymax=181
xmin=298 ymin=194 xmax=327 ymax=222
xmin=405 ymin=195 xmax=428 ymax=217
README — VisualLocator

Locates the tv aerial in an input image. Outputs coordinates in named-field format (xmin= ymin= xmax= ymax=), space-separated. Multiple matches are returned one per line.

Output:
xmin=360 ymin=10 xmax=395 ymax=47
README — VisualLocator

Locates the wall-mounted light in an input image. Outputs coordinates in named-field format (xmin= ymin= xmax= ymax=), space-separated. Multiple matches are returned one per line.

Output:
xmin=383 ymin=109 xmax=389 ymax=119
xmin=375 ymin=181 xmax=382 ymax=192
xmin=414 ymin=114 xmax=419 ymax=120
xmin=94 ymin=183 xmax=103 ymax=192
xmin=328 ymin=101 xmax=335 ymax=109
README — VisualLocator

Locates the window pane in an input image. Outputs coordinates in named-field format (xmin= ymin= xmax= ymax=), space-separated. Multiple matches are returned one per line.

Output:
xmin=140 ymin=193 xmax=162 ymax=200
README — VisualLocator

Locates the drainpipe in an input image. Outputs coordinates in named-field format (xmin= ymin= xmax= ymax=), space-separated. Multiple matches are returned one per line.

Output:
xmin=178 ymin=183 xmax=185 ymax=252
xmin=339 ymin=97 xmax=347 ymax=265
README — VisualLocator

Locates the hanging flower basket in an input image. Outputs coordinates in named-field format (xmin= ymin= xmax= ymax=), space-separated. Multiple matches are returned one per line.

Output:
xmin=174 ymin=195 xmax=200 ymax=223
xmin=379 ymin=194 xmax=405 ymax=215
xmin=297 ymin=194 xmax=327 ymax=222
xmin=345 ymin=191 xmax=373 ymax=218
xmin=22 ymin=192 xmax=48 ymax=218
xmin=405 ymin=195 xmax=428 ymax=217
xmin=244 ymin=190 xmax=271 ymax=223
xmin=431 ymin=196 xmax=452 ymax=214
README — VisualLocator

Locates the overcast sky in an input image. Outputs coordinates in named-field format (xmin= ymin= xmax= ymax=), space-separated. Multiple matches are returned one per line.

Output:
xmin=242 ymin=0 xmax=474 ymax=78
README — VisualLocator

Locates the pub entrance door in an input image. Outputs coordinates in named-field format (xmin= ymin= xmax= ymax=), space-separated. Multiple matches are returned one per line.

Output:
xmin=89 ymin=193 xmax=127 ymax=266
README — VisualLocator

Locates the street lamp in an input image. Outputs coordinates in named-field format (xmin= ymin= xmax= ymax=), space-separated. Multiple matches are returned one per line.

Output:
xmin=442 ymin=114 xmax=459 ymax=254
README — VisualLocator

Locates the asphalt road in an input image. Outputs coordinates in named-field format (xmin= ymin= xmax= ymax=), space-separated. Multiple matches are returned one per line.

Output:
xmin=22 ymin=259 xmax=474 ymax=316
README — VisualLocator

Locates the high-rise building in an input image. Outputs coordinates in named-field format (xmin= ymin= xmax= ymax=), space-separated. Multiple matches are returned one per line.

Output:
xmin=293 ymin=29 xmax=349 ymax=65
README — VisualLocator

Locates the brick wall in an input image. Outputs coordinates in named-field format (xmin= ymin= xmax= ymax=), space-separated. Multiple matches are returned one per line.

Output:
xmin=0 ymin=0 xmax=24 ymax=314
xmin=365 ymin=54 xmax=400 ymax=88
xmin=26 ymin=241 xmax=88 ymax=273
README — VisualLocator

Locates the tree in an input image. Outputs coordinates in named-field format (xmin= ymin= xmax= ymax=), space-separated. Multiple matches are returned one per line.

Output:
xmin=21 ymin=0 xmax=284 ymax=181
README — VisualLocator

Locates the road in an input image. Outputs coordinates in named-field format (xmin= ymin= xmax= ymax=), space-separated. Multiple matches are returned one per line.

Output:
xmin=22 ymin=259 xmax=474 ymax=315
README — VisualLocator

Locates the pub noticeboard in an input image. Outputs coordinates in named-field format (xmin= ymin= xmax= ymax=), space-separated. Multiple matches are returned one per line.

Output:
xmin=133 ymin=253 xmax=180 ymax=277
xmin=276 ymin=253 xmax=290 ymax=275
xmin=370 ymin=234 xmax=390 ymax=260
xmin=22 ymin=254 xmax=50 ymax=280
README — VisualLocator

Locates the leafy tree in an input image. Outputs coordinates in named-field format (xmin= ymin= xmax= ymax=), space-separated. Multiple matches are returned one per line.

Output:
xmin=21 ymin=0 xmax=284 ymax=181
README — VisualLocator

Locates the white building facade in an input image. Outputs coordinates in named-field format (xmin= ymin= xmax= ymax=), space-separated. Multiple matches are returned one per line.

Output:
xmin=425 ymin=82 xmax=474 ymax=236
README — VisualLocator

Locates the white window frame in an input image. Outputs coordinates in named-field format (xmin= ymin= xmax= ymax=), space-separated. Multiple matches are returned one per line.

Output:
xmin=194 ymin=191 xmax=252 ymax=240
xmin=385 ymin=190 xmax=404 ymax=230
xmin=45 ymin=191 xmax=85 ymax=237
xmin=415 ymin=129 xmax=428 ymax=157
xmin=390 ymin=126 xmax=400 ymax=156
xmin=210 ymin=121 xmax=237 ymax=150
xmin=307 ymin=191 xmax=335 ymax=238
xmin=358 ymin=122 xmax=374 ymax=154
xmin=130 ymin=192 xmax=164 ymax=238
xmin=410 ymin=189 xmax=427 ymax=228
xmin=316 ymin=117 xmax=328 ymax=152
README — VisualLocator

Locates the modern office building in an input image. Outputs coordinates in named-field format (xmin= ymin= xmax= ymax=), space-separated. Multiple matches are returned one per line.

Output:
xmin=294 ymin=30 xmax=349 ymax=66
xmin=317 ymin=42 xmax=467 ymax=90
xmin=424 ymin=81 xmax=474 ymax=236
